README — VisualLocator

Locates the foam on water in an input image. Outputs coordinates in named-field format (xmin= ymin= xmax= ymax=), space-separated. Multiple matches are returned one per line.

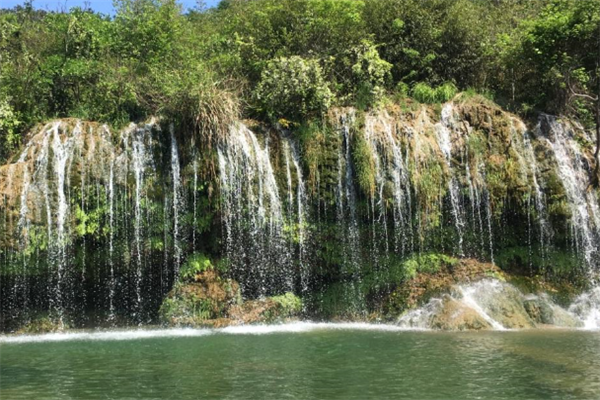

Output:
xmin=0 ymin=323 xmax=421 ymax=344
xmin=0 ymin=328 xmax=213 ymax=344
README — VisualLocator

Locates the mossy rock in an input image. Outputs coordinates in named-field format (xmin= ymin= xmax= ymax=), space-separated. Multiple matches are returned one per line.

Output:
xmin=385 ymin=258 xmax=503 ymax=317
xmin=430 ymin=295 xmax=493 ymax=331
xmin=523 ymin=295 xmax=582 ymax=328
xmin=229 ymin=293 xmax=303 ymax=324
xmin=159 ymin=269 xmax=241 ymax=326
xmin=16 ymin=316 xmax=67 ymax=334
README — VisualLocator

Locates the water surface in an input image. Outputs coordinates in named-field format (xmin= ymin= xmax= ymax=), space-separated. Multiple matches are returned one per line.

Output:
xmin=1 ymin=324 xmax=599 ymax=399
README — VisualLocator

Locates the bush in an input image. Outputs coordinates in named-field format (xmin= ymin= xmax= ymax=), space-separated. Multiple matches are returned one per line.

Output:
xmin=349 ymin=41 xmax=392 ymax=107
xmin=269 ymin=292 xmax=303 ymax=316
xmin=254 ymin=56 xmax=333 ymax=120
xmin=179 ymin=253 xmax=224 ymax=281
xmin=401 ymin=253 xmax=458 ymax=279
xmin=411 ymin=82 xmax=458 ymax=104
xmin=0 ymin=97 xmax=21 ymax=161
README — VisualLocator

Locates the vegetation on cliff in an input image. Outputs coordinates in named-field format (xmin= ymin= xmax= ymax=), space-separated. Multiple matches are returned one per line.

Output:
xmin=1 ymin=0 xmax=599 ymax=165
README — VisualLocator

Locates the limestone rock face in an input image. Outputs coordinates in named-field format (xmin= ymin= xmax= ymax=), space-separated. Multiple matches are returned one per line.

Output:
xmin=460 ymin=280 xmax=535 ymax=329
xmin=429 ymin=296 xmax=493 ymax=331
xmin=524 ymin=295 xmax=582 ymax=328
xmin=159 ymin=269 xmax=241 ymax=327
xmin=160 ymin=270 xmax=302 ymax=327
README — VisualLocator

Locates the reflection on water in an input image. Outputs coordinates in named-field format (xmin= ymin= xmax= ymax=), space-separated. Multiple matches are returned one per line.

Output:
xmin=1 ymin=327 xmax=600 ymax=399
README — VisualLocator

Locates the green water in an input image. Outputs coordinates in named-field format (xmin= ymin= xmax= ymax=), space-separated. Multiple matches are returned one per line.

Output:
xmin=1 ymin=325 xmax=600 ymax=399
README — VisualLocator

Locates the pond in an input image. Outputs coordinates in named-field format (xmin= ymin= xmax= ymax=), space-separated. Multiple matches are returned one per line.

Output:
xmin=1 ymin=323 xmax=599 ymax=400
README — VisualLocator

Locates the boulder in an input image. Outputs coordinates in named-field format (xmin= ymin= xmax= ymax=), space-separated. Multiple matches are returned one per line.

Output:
xmin=524 ymin=295 xmax=583 ymax=328
xmin=430 ymin=296 xmax=493 ymax=331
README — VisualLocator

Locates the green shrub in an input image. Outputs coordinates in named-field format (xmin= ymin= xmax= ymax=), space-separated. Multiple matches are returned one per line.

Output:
xmin=349 ymin=40 xmax=392 ymax=108
xmin=0 ymin=97 xmax=21 ymax=161
xmin=435 ymin=82 xmax=458 ymax=102
xmin=412 ymin=82 xmax=437 ymax=103
xmin=411 ymin=82 xmax=458 ymax=104
xmin=179 ymin=253 xmax=220 ymax=281
xmin=270 ymin=292 xmax=302 ymax=315
xmin=254 ymin=56 xmax=333 ymax=120
xmin=401 ymin=253 xmax=458 ymax=279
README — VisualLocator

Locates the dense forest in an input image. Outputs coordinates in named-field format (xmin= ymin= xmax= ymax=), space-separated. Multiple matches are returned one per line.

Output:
xmin=0 ymin=0 xmax=599 ymax=163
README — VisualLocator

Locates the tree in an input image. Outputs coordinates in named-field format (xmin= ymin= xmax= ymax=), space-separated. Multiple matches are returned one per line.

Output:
xmin=567 ymin=22 xmax=600 ymax=186
xmin=254 ymin=56 xmax=333 ymax=120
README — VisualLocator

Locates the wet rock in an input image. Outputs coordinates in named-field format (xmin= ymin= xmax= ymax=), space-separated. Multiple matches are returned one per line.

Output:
xmin=524 ymin=295 xmax=582 ymax=328
xmin=568 ymin=287 xmax=600 ymax=329
xmin=229 ymin=293 xmax=302 ymax=324
xmin=430 ymin=296 xmax=493 ymax=331
xmin=16 ymin=315 xmax=67 ymax=334
xmin=159 ymin=269 xmax=241 ymax=326
xmin=458 ymin=280 xmax=535 ymax=329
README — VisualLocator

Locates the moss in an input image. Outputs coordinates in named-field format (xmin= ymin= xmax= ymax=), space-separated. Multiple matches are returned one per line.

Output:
xmin=312 ymin=282 xmax=366 ymax=320
xmin=159 ymin=269 xmax=241 ymax=326
xmin=413 ymin=159 xmax=445 ymax=232
xmin=179 ymin=253 xmax=223 ymax=282
xmin=260 ymin=293 xmax=303 ymax=321
xmin=384 ymin=258 xmax=502 ymax=318
xmin=16 ymin=315 xmax=67 ymax=334
xmin=401 ymin=253 xmax=459 ymax=279
xmin=296 ymin=120 xmax=339 ymax=202
xmin=351 ymin=127 xmax=376 ymax=198
xmin=494 ymin=245 xmax=583 ymax=280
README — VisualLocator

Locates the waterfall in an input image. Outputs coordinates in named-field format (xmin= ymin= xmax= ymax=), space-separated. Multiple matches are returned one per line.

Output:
xmin=2 ymin=103 xmax=600 ymax=331
xmin=540 ymin=115 xmax=600 ymax=271
xmin=192 ymin=159 xmax=198 ymax=250
xmin=283 ymin=138 xmax=310 ymax=295
xmin=131 ymin=126 xmax=147 ymax=319
xmin=335 ymin=111 xmax=365 ymax=314
xmin=0 ymin=118 xmax=191 ymax=328
xmin=522 ymin=126 xmax=550 ymax=261
xmin=436 ymin=104 xmax=466 ymax=255
xmin=218 ymin=123 xmax=289 ymax=296
xmin=50 ymin=121 xmax=81 ymax=326
xmin=107 ymin=155 xmax=116 ymax=323
xmin=170 ymin=126 xmax=183 ymax=278
xmin=569 ymin=287 xmax=600 ymax=329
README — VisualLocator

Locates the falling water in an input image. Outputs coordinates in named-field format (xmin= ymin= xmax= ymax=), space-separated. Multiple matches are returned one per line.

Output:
xmin=192 ymin=159 xmax=198 ymax=250
xmin=335 ymin=111 xmax=365 ymax=314
xmin=366 ymin=113 xmax=413 ymax=257
xmin=285 ymin=139 xmax=310 ymax=295
xmin=50 ymin=121 xmax=80 ymax=326
xmin=218 ymin=124 xmax=288 ymax=296
xmin=540 ymin=115 xmax=599 ymax=270
xmin=107 ymin=157 xmax=116 ymax=323
xmin=131 ymin=126 xmax=147 ymax=319
xmin=170 ymin=127 xmax=183 ymax=278
xmin=436 ymin=104 xmax=465 ymax=255
xmin=522 ymin=127 xmax=550 ymax=260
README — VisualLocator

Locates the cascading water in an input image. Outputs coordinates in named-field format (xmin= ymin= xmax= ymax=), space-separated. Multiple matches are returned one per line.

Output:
xmin=131 ymin=125 xmax=148 ymax=319
xmin=170 ymin=126 xmax=183 ymax=278
xmin=0 ymin=119 xmax=189 ymax=329
xmin=283 ymin=138 xmax=311 ymax=295
xmin=107 ymin=156 xmax=116 ymax=323
xmin=218 ymin=124 xmax=290 ymax=296
xmin=436 ymin=104 xmax=466 ymax=255
xmin=540 ymin=115 xmax=600 ymax=271
xmin=521 ymin=124 xmax=551 ymax=262
xmin=1 ymin=100 xmax=600 ymax=332
xmin=334 ymin=111 xmax=366 ymax=314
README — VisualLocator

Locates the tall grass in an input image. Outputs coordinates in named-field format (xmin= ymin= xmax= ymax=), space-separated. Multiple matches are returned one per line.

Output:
xmin=411 ymin=82 xmax=458 ymax=104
